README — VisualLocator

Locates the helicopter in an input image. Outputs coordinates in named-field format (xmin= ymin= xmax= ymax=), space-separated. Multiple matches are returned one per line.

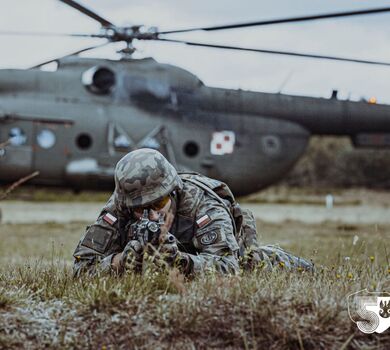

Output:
xmin=1 ymin=0 xmax=390 ymax=196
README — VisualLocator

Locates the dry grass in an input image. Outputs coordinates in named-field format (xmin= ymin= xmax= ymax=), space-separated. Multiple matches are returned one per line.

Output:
xmin=0 ymin=186 xmax=111 ymax=202
xmin=283 ymin=136 xmax=390 ymax=189
xmin=0 ymin=218 xmax=389 ymax=349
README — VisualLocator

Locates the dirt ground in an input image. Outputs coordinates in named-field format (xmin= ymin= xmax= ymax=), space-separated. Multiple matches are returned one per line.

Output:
xmin=1 ymin=187 xmax=389 ymax=266
xmin=1 ymin=188 xmax=390 ymax=224
xmin=1 ymin=188 xmax=389 ymax=349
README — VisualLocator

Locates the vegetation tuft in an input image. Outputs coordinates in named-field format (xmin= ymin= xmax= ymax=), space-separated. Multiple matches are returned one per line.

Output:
xmin=0 ymin=219 xmax=389 ymax=349
xmin=283 ymin=136 xmax=390 ymax=189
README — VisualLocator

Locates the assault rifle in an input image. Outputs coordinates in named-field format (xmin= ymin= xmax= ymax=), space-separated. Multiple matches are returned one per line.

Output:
xmin=131 ymin=210 xmax=168 ymax=247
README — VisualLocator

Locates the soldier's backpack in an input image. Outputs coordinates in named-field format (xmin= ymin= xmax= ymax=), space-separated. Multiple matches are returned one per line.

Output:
xmin=179 ymin=172 xmax=241 ymax=228
xmin=179 ymin=172 xmax=314 ymax=271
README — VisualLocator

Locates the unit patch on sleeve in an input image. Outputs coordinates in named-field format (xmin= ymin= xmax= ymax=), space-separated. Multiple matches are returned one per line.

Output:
xmin=196 ymin=214 xmax=211 ymax=228
xmin=103 ymin=213 xmax=117 ymax=225
xmin=200 ymin=231 xmax=218 ymax=245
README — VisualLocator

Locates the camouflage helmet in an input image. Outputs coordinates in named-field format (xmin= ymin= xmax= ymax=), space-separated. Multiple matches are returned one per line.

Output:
xmin=114 ymin=148 xmax=183 ymax=208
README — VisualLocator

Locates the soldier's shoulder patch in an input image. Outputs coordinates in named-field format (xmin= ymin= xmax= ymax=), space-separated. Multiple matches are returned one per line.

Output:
xmin=81 ymin=226 xmax=113 ymax=254
xmin=196 ymin=214 xmax=211 ymax=228
xmin=199 ymin=231 xmax=218 ymax=245
xmin=103 ymin=213 xmax=117 ymax=225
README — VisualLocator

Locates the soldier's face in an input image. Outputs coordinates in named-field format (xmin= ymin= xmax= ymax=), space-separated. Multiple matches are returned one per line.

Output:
xmin=133 ymin=198 xmax=172 ymax=222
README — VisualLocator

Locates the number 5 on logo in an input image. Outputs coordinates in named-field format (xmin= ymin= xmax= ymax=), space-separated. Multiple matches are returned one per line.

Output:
xmin=347 ymin=290 xmax=390 ymax=334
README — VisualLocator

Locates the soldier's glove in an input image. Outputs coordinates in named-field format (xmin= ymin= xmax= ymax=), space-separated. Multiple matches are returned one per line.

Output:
xmin=121 ymin=239 xmax=144 ymax=273
xmin=151 ymin=233 xmax=191 ymax=274
xmin=158 ymin=232 xmax=179 ymax=264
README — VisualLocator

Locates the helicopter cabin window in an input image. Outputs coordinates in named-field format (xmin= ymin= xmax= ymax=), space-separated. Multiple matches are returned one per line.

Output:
xmin=76 ymin=133 xmax=93 ymax=150
xmin=183 ymin=141 xmax=199 ymax=158
xmin=9 ymin=127 xmax=27 ymax=146
xmin=261 ymin=135 xmax=282 ymax=156
xmin=37 ymin=129 xmax=56 ymax=149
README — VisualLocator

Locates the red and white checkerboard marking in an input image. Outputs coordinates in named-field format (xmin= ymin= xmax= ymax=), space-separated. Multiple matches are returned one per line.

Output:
xmin=210 ymin=131 xmax=235 ymax=155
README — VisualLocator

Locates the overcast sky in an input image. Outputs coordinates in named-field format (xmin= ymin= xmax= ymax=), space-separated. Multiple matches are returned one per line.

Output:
xmin=1 ymin=0 xmax=390 ymax=102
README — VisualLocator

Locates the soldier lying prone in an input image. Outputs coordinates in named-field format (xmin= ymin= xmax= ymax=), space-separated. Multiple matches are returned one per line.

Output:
xmin=73 ymin=149 xmax=314 ymax=277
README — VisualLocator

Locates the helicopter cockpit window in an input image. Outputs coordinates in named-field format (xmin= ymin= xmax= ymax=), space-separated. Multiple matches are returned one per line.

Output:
xmin=9 ymin=127 xmax=27 ymax=146
xmin=37 ymin=129 xmax=56 ymax=149
xmin=76 ymin=133 xmax=93 ymax=150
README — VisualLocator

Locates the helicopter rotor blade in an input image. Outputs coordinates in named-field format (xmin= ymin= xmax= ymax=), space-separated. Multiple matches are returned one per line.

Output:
xmin=0 ymin=30 xmax=105 ymax=38
xmin=159 ymin=6 xmax=390 ymax=34
xmin=156 ymin=38 xmax=390 ymax=67
xmin=30 ymin=41 xmax=110 ymax=69
xmin=58 ymin=0 xmax=115 ymax=28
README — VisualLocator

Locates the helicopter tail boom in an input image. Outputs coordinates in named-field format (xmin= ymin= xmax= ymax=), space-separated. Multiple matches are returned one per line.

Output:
xmin=195 ymin=86 xmax=390 ymax=145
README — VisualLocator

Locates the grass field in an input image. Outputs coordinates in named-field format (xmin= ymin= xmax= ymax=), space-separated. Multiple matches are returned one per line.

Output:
xmin=0 ymin=213 xmax=389 ymax=349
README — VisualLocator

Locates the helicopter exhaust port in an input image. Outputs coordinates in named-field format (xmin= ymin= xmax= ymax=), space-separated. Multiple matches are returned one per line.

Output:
xmin=81 ymin=66 xmax=116 ymax=95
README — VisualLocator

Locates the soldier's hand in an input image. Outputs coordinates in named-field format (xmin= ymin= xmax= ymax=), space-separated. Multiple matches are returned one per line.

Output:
xmin=144 ymin=233 xmax=191 ymax=274
xmin=146 ymin=232 xmax=178 ymax=266
xmin=158 ymin=232 xmax=179 ymax=264
xmin=121 ymin=239 xmax=144 ymax=273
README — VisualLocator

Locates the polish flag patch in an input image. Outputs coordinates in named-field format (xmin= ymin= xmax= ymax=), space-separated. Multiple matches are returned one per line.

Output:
xmin=196 ymin=214 xmax=211 ymax=228
xmin=103 ymin=213 xmax=117 ymax=225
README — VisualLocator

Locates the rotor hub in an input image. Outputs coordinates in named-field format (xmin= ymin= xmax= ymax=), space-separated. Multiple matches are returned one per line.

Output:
xmin=21 ymin=1 xmax=390 ymax=69
xmin=102 ymin=25 xmax=158 ymax=43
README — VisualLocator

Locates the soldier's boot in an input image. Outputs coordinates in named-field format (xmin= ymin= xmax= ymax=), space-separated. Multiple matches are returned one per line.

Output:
xmin=258 ymin=244 xmax=314 ymax=271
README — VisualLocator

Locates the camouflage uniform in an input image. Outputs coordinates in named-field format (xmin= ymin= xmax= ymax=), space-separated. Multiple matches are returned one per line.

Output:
xmin=73 ymin=149 xmax=313 ymax=276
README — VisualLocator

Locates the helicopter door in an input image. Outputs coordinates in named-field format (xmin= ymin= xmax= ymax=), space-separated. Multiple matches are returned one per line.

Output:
xmin=32 ymin=122 xmax=71 ymax=182
xmin=0 ymin=120 xmax=33 ymax=181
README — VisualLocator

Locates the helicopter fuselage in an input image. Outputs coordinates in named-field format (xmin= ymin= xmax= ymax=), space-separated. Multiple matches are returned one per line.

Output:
xmin=0 ymin=57 xmax=389 ymax=195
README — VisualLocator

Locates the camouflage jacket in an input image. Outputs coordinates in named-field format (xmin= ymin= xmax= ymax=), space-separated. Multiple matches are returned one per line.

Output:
xmin=73 ymin=173 xmax=247 ymax=276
